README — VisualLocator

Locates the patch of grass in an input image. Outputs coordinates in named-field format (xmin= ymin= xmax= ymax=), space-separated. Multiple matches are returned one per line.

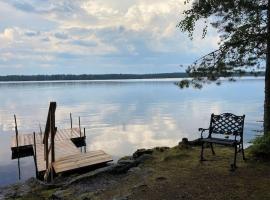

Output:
xmin=161 ymin=148 xmax=190 ymax=162
xmin=38 ymin=188 xmax=57 ymax=199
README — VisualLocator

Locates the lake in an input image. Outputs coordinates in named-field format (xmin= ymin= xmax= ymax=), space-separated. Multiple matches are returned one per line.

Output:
xmin=0 ymin=78 xmax=264 ymax=186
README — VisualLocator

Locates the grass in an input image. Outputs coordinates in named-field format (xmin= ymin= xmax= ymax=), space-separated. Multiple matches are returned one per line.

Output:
xmin=4 ymin=145 xmax=270 ymax=200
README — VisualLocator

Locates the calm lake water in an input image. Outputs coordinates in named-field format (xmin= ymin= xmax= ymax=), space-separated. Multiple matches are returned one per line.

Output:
xmin=0 ymin=78 xmax=264 ymax=186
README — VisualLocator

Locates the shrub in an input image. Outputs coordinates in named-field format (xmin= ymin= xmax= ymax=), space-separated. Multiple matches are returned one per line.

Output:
xmin=249 ymin=134 xmax=270 ymax=159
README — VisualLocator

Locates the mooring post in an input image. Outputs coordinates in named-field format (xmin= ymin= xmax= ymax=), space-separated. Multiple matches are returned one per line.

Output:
xmin=33 ymin=132 xmax=38 ymax=178
xmin=84 ymin=128 xmax=86 ymax=153
xmin=14 ymin=115 xmax=19 ymax=149
xmin=70 ymin=113 xmax=73 ymax=129
xmin=50 ymin=102 xmax=56 ymax=181
xmin=17 ymin=157 xmax=21 ymax=180
xmin=14 ymin=115 xmax=21 ymax=179
xmin=79 ymin=116 xmax=81 ymax=137
xmin=39 ymin=123 xmax=43 ymax=141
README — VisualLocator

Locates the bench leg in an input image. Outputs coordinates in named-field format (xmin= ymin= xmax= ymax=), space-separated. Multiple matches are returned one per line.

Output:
xmin=241 ymin=142 xmax=246 ymax=161
xmin=210 ymin=143 xmax=215 ymax=155
xmin=231 ymin=144 xmax=237 ymax=171
xmin=200 ymin=142 xmax=205 ymax=161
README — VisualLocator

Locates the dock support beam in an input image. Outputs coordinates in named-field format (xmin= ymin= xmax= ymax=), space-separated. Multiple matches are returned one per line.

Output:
xmin=79 ymin=116 xmax=81 ymax=137
xmin=70 ymin=113 xmax=73 ymax=129
xmin=33 ymin=132 xmax=38 ymax=178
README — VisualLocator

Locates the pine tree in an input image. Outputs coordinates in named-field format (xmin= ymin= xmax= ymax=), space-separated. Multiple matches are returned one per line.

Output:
xmin=178 ymin=0 xmax=270 ymax=134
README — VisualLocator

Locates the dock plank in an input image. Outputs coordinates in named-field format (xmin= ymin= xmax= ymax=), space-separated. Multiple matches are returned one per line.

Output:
xmin=11 ymin=128 xmax=83 ymax=149
xmin=53 ymin=151 xmax=113 ymax=173
xmin=35 ymin=139 xmax=80 ymax=172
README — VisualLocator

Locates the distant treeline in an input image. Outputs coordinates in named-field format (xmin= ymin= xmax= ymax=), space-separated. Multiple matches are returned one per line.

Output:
xmin=0 ymin=73 xmax=189 ymax=82
xmin=0 ymin=72 xmax=265 ymax=82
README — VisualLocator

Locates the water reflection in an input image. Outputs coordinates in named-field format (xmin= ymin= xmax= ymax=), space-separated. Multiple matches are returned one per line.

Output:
xmin=0 ymin=78 xmax=264 ymax=186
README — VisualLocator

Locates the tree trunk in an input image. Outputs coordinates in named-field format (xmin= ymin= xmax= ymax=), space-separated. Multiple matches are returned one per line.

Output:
xmin=264 ymin=0 xmax=270 ymax=134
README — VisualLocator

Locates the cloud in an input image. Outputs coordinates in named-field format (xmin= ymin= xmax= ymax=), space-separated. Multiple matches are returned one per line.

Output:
xmin=0 ymin=28 xmax=16 ymax=41
xmin=54 ymin=32 xmax=68 ymax=40
xmin=0 ymin=0 xmax=219 ymax=74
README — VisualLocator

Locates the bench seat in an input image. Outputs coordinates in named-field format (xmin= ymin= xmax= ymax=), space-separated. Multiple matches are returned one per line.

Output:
xmin=201 ymin=138 xmax=240 ymax=146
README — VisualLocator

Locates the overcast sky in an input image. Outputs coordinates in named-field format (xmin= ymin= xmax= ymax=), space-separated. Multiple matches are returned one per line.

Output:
xmin=0 ymin=0 xmax=219 ymax=75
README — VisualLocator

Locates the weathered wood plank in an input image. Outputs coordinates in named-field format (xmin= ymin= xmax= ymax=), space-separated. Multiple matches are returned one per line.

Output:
xmin=35 ymin=139 xmax=80 ymax=172
xmin=11 ymin=128 xmax=83 ymax=149
xmin=53 ymin=152 xmax=113 ymax=173
xmin=55 ymin=150 xmax=105 ymax=162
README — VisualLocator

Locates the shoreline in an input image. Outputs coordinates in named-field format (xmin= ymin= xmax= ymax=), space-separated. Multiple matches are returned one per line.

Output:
xmin=2 ymin=139 xmax=270 ymax=200
xmin=0 ymin=76 xmax=264 ymax=85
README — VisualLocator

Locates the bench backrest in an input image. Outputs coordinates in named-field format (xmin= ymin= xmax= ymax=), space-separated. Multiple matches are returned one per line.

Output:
xmin=209 ymin=113 xmax=245 ymax=137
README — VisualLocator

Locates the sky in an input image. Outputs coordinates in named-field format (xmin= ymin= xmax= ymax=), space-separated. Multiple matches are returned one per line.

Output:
xmin=0 ymin=0 xmax=219 ymax=75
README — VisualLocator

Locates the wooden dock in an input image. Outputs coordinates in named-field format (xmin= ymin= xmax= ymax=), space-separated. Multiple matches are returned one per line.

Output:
xmin=11 ymin=102 xmax=113 ymax=181
xmin=11 ymin=128 xmax=112 ymax=178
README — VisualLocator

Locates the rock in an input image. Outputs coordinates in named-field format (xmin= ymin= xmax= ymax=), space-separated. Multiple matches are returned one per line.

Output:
xmin=182 ymin=138 xmax=189 ymax=145
xmin=133 ymin=149 xmax=153 ymax=159
xmin=154 ymin=147 xmax=170 ymax=152
xmin=118 ymin=156 xmax=133 ymax=163
xmin=1 ymin=181 xmax=34 ymax=199
xmin=109 ymin=163 xmax=137 ymax=174
xmin=178 ymin=138 xmax=191 ymax=149
xmin=132 ymin=183 xmax=148 ymax=192
xmin=155 ymin=176 xmax=167 ymax=182
xmin=128 ymin=167 xmax=141 ymax=173
xmin=188 ymin=138 xmax=202 ymax=146
xmin=118 ymin=158 xmax=135 ymax=165
xmin=50 ymin=190 xmax=66 ymax=200
xmin=135 ymin=154 xmax=153 ymax=163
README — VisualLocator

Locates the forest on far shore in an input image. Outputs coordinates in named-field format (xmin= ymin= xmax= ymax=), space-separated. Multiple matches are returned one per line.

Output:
xmin=0 ymin=72 xmax=265 ymax=82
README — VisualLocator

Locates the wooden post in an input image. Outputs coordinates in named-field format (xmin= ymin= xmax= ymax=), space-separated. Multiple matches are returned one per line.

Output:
xmin=39 ymin=123 xmax=43 ymax=142
xmin=70 ymin=113 xmax=73 ymax=129
xmin=39 ymin=124 xmax=43 ymax=135
xmin=17 ymin=156 xmax=21 ymax=180
xmin=79 ymin=116 xmax=81 ymax=137
xmin=43 ymin=102 xmax=57 ymax=181
xmin=84 ymin=128 xmax=86 ymax=153
xmin=14 ymin=116 xmax=20 ymax=180
xmin=14 ymin=115 xmax=19 ymax=149
xmin=50 ymin=105 xmax=56 ymax=163
xmin=14 ymin=115 xmax=21 ymax=180
xmin=50 ymin=102 xmax=56 ymax=181
xmin=33 ymin=132 xmax=38 ymax=178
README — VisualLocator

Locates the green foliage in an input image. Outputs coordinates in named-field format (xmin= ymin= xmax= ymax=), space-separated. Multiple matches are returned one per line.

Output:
xmin=178 ymin=0 xmax=268 ymax=86
xmin=249 ymin=134 xmax=270 ymax=159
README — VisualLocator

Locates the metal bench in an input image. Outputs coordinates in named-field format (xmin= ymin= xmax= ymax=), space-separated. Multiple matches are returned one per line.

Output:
xmin=199 ymin=113 xmax=246 ymax=170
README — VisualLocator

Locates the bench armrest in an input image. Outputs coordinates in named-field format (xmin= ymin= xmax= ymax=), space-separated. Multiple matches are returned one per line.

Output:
xmin=199 ymin=128 xmax=209 ymax=139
